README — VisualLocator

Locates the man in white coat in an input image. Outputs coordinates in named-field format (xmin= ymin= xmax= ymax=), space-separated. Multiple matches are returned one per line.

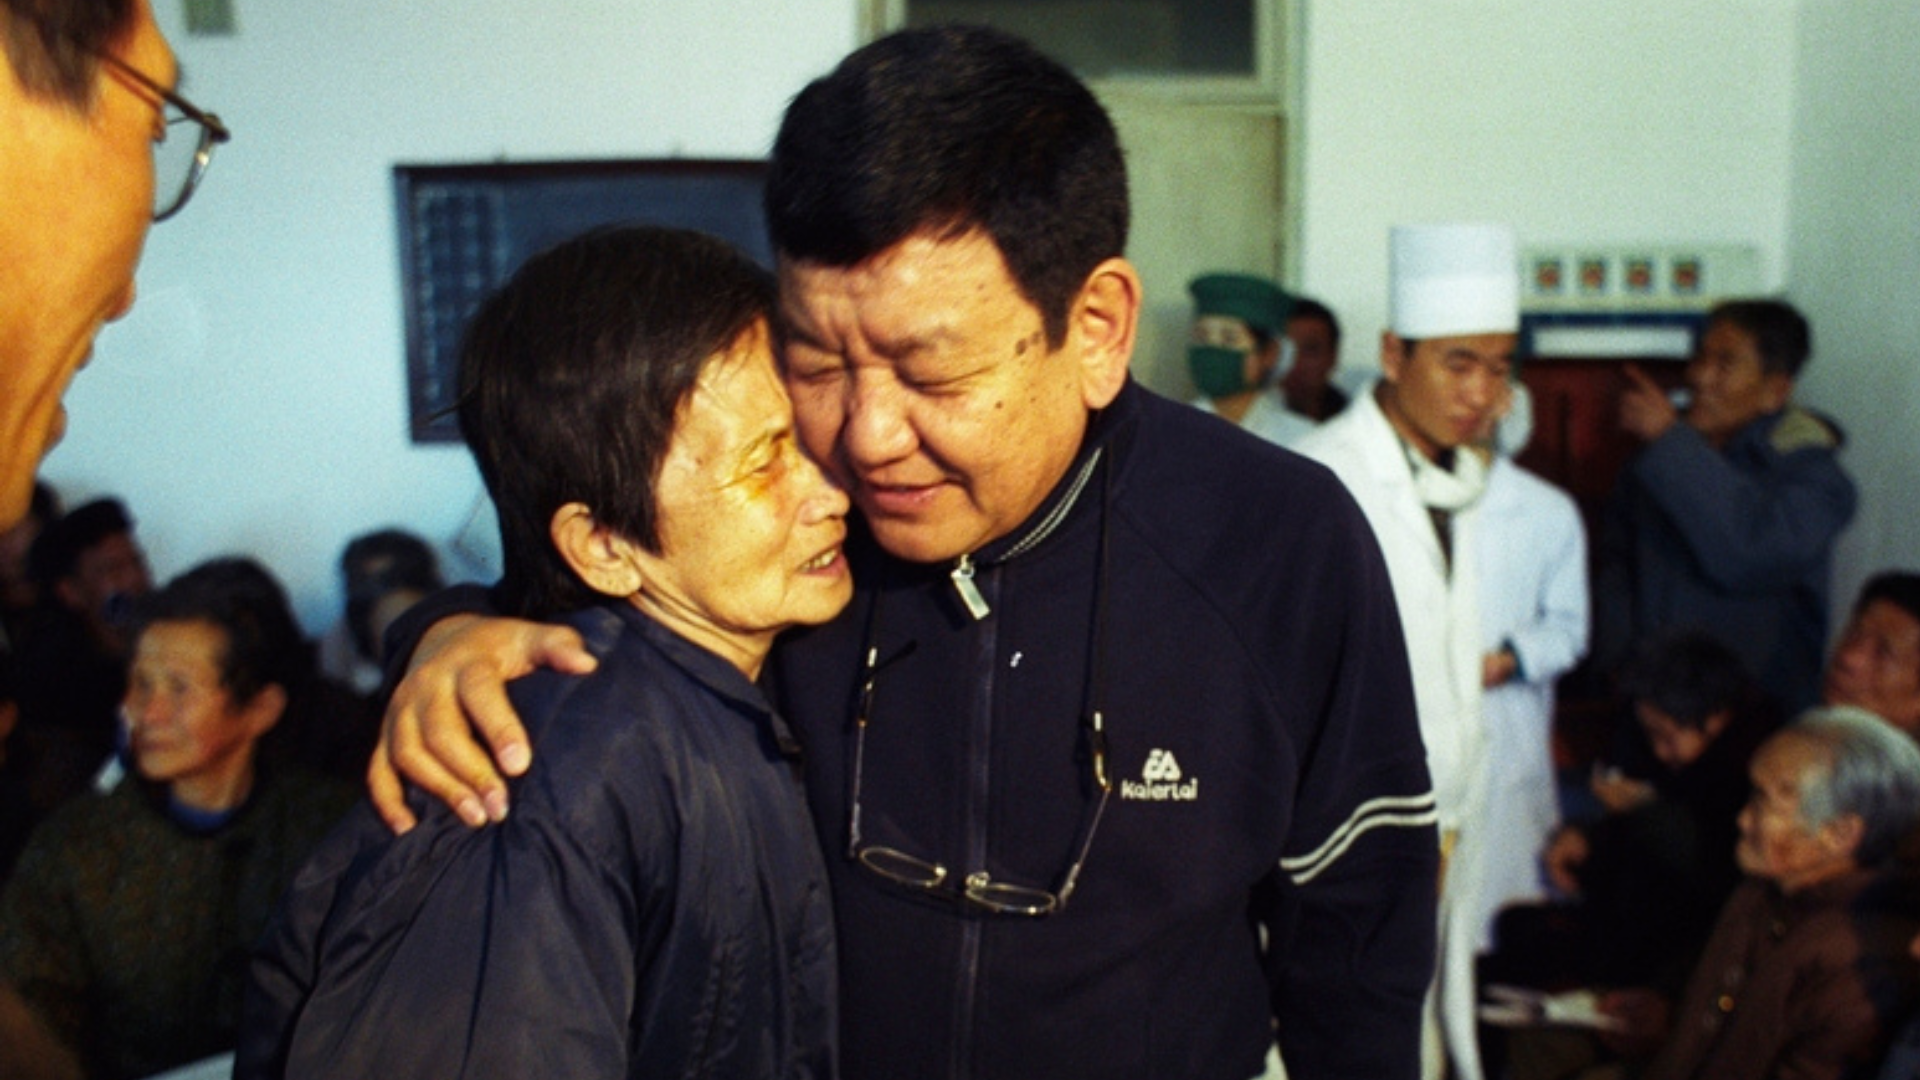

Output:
xmin=1466 ymin=384 xmax=1590 ymax=953
xmin=1295 ymin=222 xmax=1519 ymax=1080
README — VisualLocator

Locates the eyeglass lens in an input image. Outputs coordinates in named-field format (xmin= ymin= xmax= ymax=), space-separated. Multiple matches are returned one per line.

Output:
xmin=153 ymin=113 xmax=212 ymax=221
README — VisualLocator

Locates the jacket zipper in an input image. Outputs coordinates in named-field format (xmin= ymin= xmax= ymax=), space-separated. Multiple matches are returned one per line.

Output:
xmin=942 ymin=445 xmax=1103 ymax=1075
xmin=950 ymin=555 xmax=990 ymax=620
xmin=952 ymin=556 xmax=998 ymax=1079
xmin=946 ymin=448 xmax=1103 ymax=621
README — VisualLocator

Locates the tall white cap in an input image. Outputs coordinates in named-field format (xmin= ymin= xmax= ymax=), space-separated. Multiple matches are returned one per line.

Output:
xmin=1389 ymin=223 xmax=1519 ymax=338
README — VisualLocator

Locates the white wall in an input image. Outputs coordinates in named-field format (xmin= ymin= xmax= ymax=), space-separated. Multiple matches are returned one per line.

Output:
xmin=1294 ymin=0 xmax=1799 ymax=360
xmin=1785 ymin=0 xmax=1920 ymax=611
xmin=44 ymin=0 xmax=857 ymax=631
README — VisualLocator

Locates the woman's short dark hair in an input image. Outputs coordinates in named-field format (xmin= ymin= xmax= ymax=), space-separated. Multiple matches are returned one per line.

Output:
xmin=1 ymin=0 xmax=137 ymax=107
xmin=766 ymin=24 xmax=1128 ymax=349
xmin=1618 ymin=629 xmax=1753 ymax=730
xmin=1707 ymin=299 xmax=1812 ymax=379
xmin=134 ymin=557 xmax=308 ymax=705
xmin=456 ymin=225 xmax=776 ymax=618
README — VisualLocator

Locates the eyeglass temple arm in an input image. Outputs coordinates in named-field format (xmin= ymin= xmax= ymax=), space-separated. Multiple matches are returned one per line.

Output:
xmin=98 ymin=52 xmax=231 ymax=143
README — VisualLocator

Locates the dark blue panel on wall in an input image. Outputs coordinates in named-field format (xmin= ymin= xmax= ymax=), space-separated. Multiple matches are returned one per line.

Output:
xmin=395 ymin=159 xmax=769 ymax=442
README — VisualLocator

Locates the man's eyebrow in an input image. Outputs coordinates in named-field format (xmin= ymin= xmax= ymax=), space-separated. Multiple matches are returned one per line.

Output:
xmin=779 ymin=321 xmax=940 ymax=362
xmin=776 ymin=313 xmax=824 ymax=350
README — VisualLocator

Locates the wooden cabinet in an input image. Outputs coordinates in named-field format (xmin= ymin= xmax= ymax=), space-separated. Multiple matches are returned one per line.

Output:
xmin=1515 ymin=357 xmax=1688 ymax=543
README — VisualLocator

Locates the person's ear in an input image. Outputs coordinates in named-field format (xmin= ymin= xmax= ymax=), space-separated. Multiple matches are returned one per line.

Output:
xmin=1072 ymin=257 xmax=1141 ymax=411
xmin=1380 ymin=330 xmax=1410 ymax=385
xmin=1761 ymin=371 xmax=1795 ymax=413
xmin=1821 ymin=812 xmax=1865 ymax=861
xmin=240 ymin=683 xmax=288 ymax=738
xmin=550 ymin=503 xmax=646 ymax=599
xmin=1253 ymin=336 xmax=1282 ymax=382
xmin=1701 ymin=709 xmax=1733 ymax=741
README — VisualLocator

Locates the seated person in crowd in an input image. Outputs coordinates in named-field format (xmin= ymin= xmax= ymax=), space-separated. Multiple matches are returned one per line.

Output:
xmin=315 ymin=528 xmax=444 ymax=698
xmin=1185 ymin=271 xmax=1313 ymax=446
xmin=1511 ymin=707 xmax=1920 ymax=1080
xmin=250 ymin=532 xmax=450 ymax=784
xmin=1596 ymin=298 xmax=1855 ymax=712
xmin=0 ymin=558 xmax=354 ymax=1080
xmin=1823 ymin=571 xmax=1920 ymax=737
xmin=0 ymin=482 xmax=60 ymax=649
xmin=238 ymin=226 xmax=848 ymax=1079
xmin=0 ymin=658 xmax=31 ymax=889
xmin=1281 ymin=296 xmax=1349 ymax=422
xmin=1637 ymin=707 xmax=1920 ymax=1080
xmin=249 ymin=644 xmax=382 ymax=788
xmin=1487 ymin=631 xmax=1778 ymax=996
xmin=12 ymin=497 xmax=150 ymax=813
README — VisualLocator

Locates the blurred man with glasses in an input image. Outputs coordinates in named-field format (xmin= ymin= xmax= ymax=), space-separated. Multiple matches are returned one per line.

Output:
xmin=0 ymin=0 xmax=228 ymax=529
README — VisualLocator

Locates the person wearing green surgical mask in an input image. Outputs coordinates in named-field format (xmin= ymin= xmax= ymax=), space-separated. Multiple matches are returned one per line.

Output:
xmin=1186 ymin=273 xmax=1314 ymax=447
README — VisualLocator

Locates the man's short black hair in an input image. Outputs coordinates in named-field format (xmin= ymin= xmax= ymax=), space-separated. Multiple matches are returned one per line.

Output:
xmin=766 ymin=23 xmax=1129 ymax=349
xmin=1707 ymin=298 xmax=1812 ymax=379
xmin=1 ymin=0 xmax=136 ymax=107
xmin=1618 ymin=629 xmax=1754 ymax=730
xmin=1288 ymin=297 xmax=1342 ymax=349
xmin=27 ymin=495 xmax=130 ymax=587
xmin=457 ymin=225 xmax=776 ymax=619
xmin=1855 ymin=571 xmax=1920 ymax=629
xmin=133 ymin=557 xmax=308 ymax=706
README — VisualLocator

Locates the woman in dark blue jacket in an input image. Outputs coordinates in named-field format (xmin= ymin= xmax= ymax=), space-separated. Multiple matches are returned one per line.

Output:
xmin=238 ymin=227 xmax=851 ymax=1079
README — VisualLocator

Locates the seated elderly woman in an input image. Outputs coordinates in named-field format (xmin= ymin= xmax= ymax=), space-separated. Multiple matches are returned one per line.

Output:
xmin=1520 ymin=706 xmax=1920 ymax=1080
xmin=238 ymin=226 xmax=852 ymax=1079
xmin=0 ymin=558 xmax=354 ymax=1080
xmin=1638 ymin=706 xmax=1920 ymax=1079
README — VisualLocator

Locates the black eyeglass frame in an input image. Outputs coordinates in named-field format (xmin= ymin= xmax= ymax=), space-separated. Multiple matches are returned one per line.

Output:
xmin=844 ymin=450 xmax=1115 ymax=918
xmin=95 ymin=51 xmax=231 ymax=222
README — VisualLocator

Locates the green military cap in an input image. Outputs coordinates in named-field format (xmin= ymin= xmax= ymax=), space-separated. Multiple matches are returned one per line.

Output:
xmin=1188 ymin=273 xmax=1294 ymax=336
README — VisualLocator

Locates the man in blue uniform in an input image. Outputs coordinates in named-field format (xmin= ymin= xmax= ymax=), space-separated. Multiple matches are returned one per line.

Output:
xmin=373 ymin=26 xmax=1437 ymax=1079
xmin=1598 ymin=299 xmax=1856 ymax=711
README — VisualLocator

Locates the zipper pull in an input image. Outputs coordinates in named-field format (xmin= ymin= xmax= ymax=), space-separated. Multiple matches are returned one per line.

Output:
xmin=950 ymin=554 xmax=990 ymax=620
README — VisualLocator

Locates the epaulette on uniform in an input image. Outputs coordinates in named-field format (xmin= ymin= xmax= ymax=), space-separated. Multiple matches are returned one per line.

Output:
xmin=1769 ymin=406 xmax=1841 ymax=454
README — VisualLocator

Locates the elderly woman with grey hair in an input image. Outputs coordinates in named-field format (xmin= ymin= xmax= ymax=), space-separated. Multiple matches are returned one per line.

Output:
xmin=1625 ymin=706 xmax=1920 ymax=1080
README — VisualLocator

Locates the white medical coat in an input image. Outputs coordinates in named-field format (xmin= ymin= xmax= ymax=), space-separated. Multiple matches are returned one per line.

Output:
xmin=1295 ymin=383 xmax=1488 ymax=1080
xmin=1464 ymin=456 xmax=1589 ymax=953
xmin=1192 ymin=389 xmax=1318 ymax=448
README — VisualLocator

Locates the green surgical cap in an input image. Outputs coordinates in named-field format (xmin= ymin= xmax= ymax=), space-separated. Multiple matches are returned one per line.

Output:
xmin=1188 ymin=273 xmax=1294 ymax=336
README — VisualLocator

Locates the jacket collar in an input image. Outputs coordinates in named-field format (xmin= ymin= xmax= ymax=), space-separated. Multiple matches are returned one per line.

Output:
xmin=568 ymin=602 xmax=785 ymax=740
xmin=965 ymin=378 xmax=1137 ymax=569
xmin=1346 ymin=382 xmax=1423 ymax=486
xmin=1768 ymin=864 xmax=1878 ymax=917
